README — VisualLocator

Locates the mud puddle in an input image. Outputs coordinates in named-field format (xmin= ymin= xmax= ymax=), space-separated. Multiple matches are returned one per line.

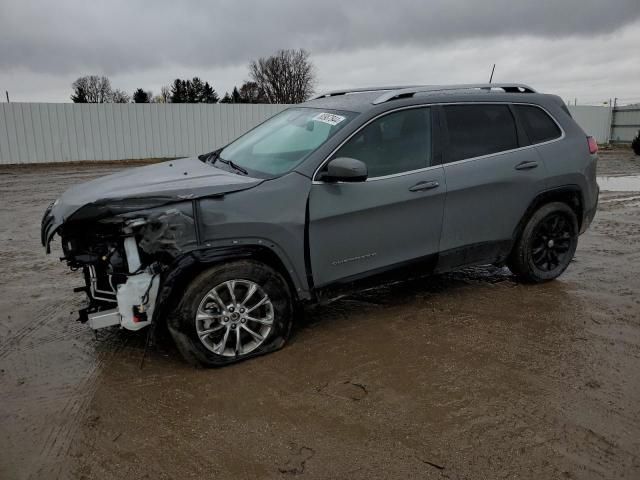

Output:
xmin=1 ymin=149 xmax=640 ymax=480
xmin=597 ymin=174 xmax=640 ymax=191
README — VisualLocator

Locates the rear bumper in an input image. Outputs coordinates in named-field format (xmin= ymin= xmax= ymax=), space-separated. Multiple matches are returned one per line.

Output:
xmin=580 ymin=185 xmax=599 ymax=234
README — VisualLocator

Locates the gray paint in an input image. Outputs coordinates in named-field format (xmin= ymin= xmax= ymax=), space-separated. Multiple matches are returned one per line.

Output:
xmin=41 ymin=157 xmax=263 ymax=249
xmin=309 ymin=166 xmax=446 ymax=286
xmin=538 ymin=101 xmax=599 ymax=208
xmin=439 ymin=146 xmax=546 ymax=252
xmin=198 ymin=172 xmax=311 ymax=296
xmin=43 ymin=86 xmax=599 ymax=305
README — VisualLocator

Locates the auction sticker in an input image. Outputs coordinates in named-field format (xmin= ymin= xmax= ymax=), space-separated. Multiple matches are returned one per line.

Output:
xmin=312 ymin=112 xmax=346 ymax=126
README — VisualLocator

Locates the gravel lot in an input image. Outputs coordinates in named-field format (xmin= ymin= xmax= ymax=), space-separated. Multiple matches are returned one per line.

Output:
xmin=1 ymin=149 xmax=639 ymax=479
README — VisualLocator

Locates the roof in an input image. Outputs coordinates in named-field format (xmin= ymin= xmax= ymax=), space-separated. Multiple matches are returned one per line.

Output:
xmin=302 ymin=91 xmax=383 ymax=112
xmin=302 ymin=83 xmax=549 ymax=113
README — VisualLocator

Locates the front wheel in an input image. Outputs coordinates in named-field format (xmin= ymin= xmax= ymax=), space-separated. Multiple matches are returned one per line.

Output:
xmin=508 ymin=202 xmax=579 ymax=283
xmin=167 ymin=260 xmax=293 ymax=367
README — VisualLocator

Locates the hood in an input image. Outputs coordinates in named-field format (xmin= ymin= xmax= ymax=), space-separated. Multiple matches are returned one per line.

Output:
xmin=42 ymin=156 xmax=263 ymax=250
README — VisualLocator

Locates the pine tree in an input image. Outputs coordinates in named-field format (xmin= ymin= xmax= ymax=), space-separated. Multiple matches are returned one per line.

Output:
xmin=170 ymin=77 xmax=219 ymax=103
xmin=190 ymin=77 xmax=204 ymax=102
xmin=133 ymin=88 xmax=150 ymax=103
xmin=201 ymin=82 xmax=219 ymax=103
xmin=170 ymin=79 xmax=185 ymax=103
xmin=184 ymin=80 xmax=197 ymax=103
xmin=220 ymin=92 xmax=232 ymax=103
xmin=231 ymin=87 xmax=242 ymax=103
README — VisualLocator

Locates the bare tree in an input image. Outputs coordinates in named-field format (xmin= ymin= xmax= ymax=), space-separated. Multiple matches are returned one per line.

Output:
xmin=239 ymin=81 xmax=266 ymax=103
xmin=249 ymin=49 xmax=315 ymax=104
xmin=71 ymin=75 xmax=113 ymax=103
xmin=160 ymin=86 xmax=171 ymax=103
xmin=111 ymin=89 xmax=131 ymax=103
xmin=152 ymin=86 xmax=171 ymax=103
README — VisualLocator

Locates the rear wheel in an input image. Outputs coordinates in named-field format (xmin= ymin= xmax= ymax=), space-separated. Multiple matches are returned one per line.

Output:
xmin=167 ymin=260 xmax=293 ymax=367
xmin=508 ymin=202 xmax=578 ymax=283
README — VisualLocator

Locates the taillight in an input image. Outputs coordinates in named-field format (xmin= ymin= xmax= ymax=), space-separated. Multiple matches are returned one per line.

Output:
xmin=587 ymin=136 xmax=598 ymax=154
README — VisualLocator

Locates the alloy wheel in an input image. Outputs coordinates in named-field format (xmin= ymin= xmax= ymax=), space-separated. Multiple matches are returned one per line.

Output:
xmin=530 ymin=213 xmax=574 ymax=272
xmin=195 ymin=279 xmax=274 ymax=357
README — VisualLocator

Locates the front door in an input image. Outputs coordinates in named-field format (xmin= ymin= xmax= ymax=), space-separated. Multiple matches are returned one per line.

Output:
xmin=308 ymin=107 xmax=446 ymax=287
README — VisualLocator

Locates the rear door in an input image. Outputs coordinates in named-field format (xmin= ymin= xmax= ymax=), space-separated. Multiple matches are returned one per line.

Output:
xmin=438 ymin=103 xmax=548 ymax=268
xmin=308 ymin=107 xmax=446 ymax=287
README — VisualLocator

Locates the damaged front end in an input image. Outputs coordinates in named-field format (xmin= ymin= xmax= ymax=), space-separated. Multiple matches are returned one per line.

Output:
xmin=41 ymin=156 xmax=265 ymax=333
xmin=43 ymin=202 xmax=195 ymax=331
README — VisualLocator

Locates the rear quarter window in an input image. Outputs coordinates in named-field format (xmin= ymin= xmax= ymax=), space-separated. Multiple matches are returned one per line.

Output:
xmin=515 ymin=105 xmax=562 ymax=144
xmin=443 ymin=104 xmax=518 ymax=162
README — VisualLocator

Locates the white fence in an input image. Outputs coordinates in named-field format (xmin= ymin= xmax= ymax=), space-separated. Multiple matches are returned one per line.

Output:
xmin=0 ymin=103 xmax=289 ymax=164
xmin=0 ymin=102 xmax=634 ymax=165
xmin=567 ymin=106 xmax=612 ymax=144
xmin=610 ymin=106 xmax=640 ymax=143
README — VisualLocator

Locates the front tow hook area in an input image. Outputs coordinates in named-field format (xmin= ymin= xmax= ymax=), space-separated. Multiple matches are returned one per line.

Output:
xmin=87 ymin=308 xmax=121 ymax=329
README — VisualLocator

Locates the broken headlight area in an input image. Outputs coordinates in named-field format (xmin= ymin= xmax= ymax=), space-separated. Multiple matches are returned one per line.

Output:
xmin=60 ymin=209 xmax=195 ymax=332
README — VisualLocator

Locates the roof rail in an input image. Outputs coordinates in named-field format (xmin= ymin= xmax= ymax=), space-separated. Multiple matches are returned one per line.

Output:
xmin=372 ymin=83 xmax=537 ymax=105
xmin=311 ymin=85 xmax=423 ymax=100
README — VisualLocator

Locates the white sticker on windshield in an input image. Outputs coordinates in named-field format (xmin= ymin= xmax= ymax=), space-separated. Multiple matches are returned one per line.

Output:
xmin=312 ymin=112 xmax=346 ymax=126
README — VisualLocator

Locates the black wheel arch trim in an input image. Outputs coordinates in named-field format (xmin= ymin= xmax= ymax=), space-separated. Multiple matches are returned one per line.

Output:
xmin=512 ymin=185 xmax=585 ymax=244
xmin=153 ymin=243 xmax=310 ymax=328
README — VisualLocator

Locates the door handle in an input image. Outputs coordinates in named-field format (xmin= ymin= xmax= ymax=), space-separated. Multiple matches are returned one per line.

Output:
xmin=515 ymin=160 xmax=539 ymax=170
xmin=409 ymin=180 xmax=440 ymax=192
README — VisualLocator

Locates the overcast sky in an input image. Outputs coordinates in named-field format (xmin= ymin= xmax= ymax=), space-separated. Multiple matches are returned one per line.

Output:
xmin=1 ymin=0 xmax=639 ymax=105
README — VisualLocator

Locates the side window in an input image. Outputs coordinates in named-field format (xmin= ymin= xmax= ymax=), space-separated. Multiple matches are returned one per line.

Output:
xmin=444 ymin=104 xmax=518 ymax=162
xmin=515 ymin=105 xmax=562 ymax=144
xmin=331 ymin=108 xmax=431 ymax=178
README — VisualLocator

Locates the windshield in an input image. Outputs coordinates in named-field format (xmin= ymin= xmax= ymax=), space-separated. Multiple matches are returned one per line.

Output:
xmin=219 ymin=107 xmax=357 ymax=177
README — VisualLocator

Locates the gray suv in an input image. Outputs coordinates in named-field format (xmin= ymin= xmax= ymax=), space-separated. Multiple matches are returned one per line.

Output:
xmin=42 ymin=83 xmax=599 ymax=366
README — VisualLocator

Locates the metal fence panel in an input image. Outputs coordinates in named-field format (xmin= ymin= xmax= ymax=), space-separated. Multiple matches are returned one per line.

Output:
xmin=0 ymin=103 xmax=290 ymax=164
xmin=611 ymin=106 xmax=640 ymax=143
xmin=2 ymin=102 xmax=635 ymax=164
xmin=567 ymin=105 xmax=612 ymax=144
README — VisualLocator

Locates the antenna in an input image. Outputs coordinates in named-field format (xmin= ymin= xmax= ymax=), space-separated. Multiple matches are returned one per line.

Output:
xmin=489 ymin=64 xmax=496 ymax=84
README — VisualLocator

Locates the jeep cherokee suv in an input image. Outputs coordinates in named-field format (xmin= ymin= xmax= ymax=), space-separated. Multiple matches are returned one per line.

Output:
xmin=42 ymin=83 xmax=599 ymax=366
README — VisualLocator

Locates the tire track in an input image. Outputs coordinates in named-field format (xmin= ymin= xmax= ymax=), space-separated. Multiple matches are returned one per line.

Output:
xmin=0 ymin=302 xmax=70 ymax=360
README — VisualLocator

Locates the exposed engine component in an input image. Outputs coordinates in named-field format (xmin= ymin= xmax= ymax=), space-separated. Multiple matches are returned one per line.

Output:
xmin=86 ymin=272 xmax=160 ymax=330
xmin=57 ymin=208 xmax=191 ymax=331
xmin=116 ymin=272 xmax=160 ymax=330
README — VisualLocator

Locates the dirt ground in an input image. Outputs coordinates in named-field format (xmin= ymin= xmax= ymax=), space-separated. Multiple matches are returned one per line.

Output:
xmin=1 ymin=150 xmax=639 ymax=480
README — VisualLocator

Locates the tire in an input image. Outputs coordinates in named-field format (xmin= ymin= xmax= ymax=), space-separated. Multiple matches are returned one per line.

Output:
xmin=632 ymin=132 xmax=640 ymax=156
xmin=508 ymin=202 xmax=579 ymax=283
xmin=167 ymin=260 xmax=293 ymax=367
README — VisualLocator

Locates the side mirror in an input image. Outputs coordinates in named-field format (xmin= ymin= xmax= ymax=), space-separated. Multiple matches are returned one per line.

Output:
xmin=321 ymin=157 xmax=368 ymax=183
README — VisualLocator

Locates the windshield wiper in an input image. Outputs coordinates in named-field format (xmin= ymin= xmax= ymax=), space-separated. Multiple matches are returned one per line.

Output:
xmin=199 ymin=149 xmax=221 ymax=164
xmin=218 ymin=158 xmax=248 ymax=175
xmin=201 ymin=149 xmax=248 ymax=175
